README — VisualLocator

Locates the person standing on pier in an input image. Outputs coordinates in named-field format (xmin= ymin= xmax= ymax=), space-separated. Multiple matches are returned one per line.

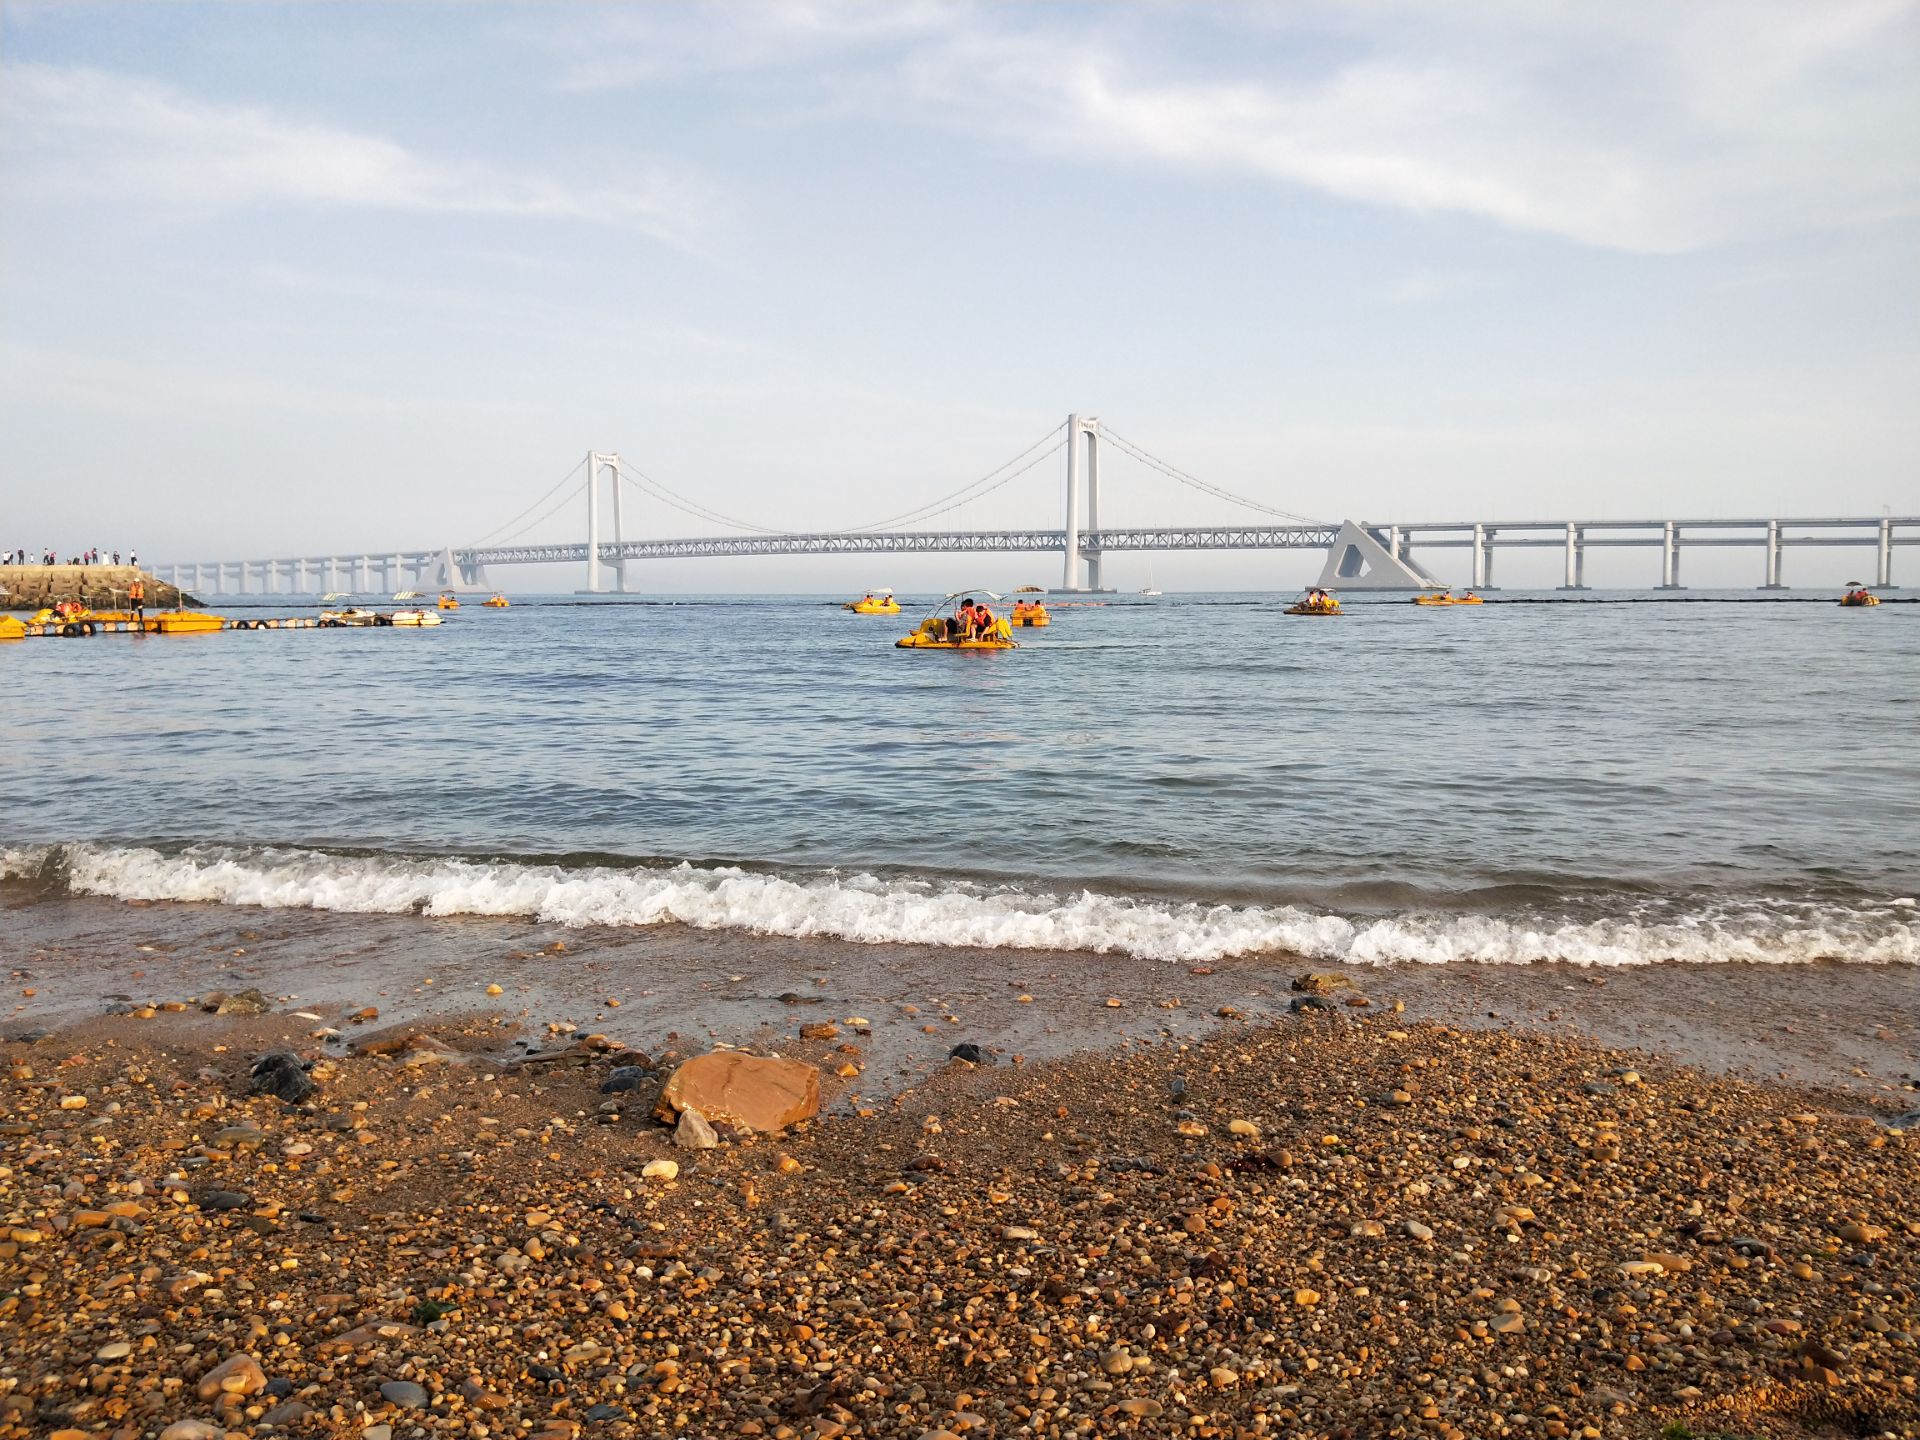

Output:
xmin=128 ymin=576 xmax=145 ymax=622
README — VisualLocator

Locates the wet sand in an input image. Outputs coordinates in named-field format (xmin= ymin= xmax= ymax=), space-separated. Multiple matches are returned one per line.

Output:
xmin=6 ymin=896 xmax=1916 ymax=1104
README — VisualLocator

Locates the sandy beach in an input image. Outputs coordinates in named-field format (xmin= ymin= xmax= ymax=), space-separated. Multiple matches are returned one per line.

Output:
xmin=3 ymin=908 xmax=1917 ymax=1440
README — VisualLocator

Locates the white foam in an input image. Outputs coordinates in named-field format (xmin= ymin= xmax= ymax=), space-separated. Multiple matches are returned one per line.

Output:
xmin=4 ymin=843 xmax=1916 ymax=967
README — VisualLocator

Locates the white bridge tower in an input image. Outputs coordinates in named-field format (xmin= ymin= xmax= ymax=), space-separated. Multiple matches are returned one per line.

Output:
xmin=1059 ymin=414 xmax=1110 ymax=593
xmin=582 ymin=450 xmax=628 ymax=593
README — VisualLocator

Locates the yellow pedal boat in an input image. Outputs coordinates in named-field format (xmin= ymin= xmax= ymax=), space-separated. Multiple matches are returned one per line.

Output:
xmin=845 ymin=589 xmax=902 ymax=615
xmin=1286 ymin=589 xmax=1342 ymax=616
xmin=1839 ymin=590 xmax=1880 ymax=607
xmin=483 ymin=594 xmax=509 ymax=608
xmin=1413 ymin=591 xmax=1483 ymax=606
xmin=897 ymin=591 xmax=1017 ymax=649
xmin=1009 ymin=600 xmax=1050 ymax=627
xmin=438 ymin=592 xmax=460 ymax=610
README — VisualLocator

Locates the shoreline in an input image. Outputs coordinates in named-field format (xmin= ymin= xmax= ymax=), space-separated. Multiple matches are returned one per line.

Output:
xmin=6 ymin=897 xmax=1917 ymax=1102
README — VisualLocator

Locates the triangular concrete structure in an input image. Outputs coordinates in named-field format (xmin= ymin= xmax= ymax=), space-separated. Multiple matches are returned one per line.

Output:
xmin=1315 ymin=521 xmax=1444 ymax=591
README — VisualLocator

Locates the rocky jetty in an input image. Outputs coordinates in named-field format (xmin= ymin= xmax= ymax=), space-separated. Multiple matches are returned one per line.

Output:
xmin=0 ymin=564 xmax=190 ymax=611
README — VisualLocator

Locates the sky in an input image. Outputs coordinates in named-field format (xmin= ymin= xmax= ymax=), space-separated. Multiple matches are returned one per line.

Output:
xmin=2 ymin=0 xmax=1917 ymax=592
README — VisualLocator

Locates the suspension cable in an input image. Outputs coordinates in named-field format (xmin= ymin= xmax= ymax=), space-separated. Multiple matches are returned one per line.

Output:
xmin=484 ymin=474 xmax=593 ymax=548
xmin=615 ymin=462 xmax=788 ymax=534
xmin=849 ymin=434 xmax=1067 ymax=530
xmin=614 ymin=421 xmax=1069 ymax=535
xmin=465 ymin=457 xmax=588 ymax=546
xmin=1100 ymin=426 xmax=1319 ymax=524
xmin=845 ymin=421 xmax=1067 ymax=531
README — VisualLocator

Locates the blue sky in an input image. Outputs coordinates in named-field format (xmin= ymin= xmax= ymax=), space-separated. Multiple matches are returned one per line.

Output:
xmin=3 ymin=1 xmax=1916 ymax=590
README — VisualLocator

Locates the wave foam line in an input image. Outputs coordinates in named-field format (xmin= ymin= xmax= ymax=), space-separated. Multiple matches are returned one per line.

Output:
xmin=3 ymin=843 xmax=1916 ymax=967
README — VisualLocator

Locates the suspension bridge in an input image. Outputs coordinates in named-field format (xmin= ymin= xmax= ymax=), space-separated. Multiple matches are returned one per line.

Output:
xmin=157 ymin=415 xmax=1913 ymax=595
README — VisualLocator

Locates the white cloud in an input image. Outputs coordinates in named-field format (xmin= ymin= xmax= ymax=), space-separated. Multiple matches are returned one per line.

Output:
xmin=546 ymin=0 xmax=1920 ymax=252
xmin=0 ymin=63 xmax=714 ymax=245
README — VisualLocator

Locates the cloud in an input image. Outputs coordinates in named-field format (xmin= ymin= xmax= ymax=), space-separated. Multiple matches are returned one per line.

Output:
xmin=0 ymin=63 xmax=713 ymax=245
xmin=545 ymin=0 xmax=1920 ymax=253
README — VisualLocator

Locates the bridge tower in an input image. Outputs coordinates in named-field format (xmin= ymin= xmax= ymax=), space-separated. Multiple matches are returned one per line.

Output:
xmin=1059 ymin=414 xmax=1109 ymax=593
xmin=583 ymin=451 xmax=628 ymax=594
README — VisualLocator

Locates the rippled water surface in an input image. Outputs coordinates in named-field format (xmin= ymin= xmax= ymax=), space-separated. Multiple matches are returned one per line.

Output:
xmin=3 ymin=591 xmax=1916 ymax=966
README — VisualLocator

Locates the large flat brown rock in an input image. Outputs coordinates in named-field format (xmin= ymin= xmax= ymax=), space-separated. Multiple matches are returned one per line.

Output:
xmin=654 ymin=1052 xmax=820 ymax=1133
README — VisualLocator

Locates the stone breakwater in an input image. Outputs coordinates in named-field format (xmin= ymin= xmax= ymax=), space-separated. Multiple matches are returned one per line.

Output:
xmin=0 ymin=565 xmax=189 ymax=611
xmin=1 ymin=1002 xmax=1915 ymax=1440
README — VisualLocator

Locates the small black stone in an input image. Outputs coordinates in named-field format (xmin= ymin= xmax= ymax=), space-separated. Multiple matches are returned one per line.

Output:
xmin=265 ymin=1377 xmax=295 ymax=1399
xmin=600 ymin=1066 xmax=653 ymax=1094
xmin=948 ymin=1042 xmax=989 ymax=1065
xmin=194 ymin=1189 xmax=253 ymax=1212
xmin=585 ymin=1404 xmax=629 ymax=1423
xmin=248 ymin=1049 xmax=315 ymax=1104
xmin=1168 ymin=1077 xmax=1189 ymax=1099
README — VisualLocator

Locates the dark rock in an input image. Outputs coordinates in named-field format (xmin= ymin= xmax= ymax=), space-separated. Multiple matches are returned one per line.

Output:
xmin=585 ymin=1404 xmax=629 ymax=1422
xmin=248 ymin=1050 xmax=315 ymax=1104
xmin=380 ymin=1380 xmax=429 ymax=1409
xmin=261 ymin=1401 xmax=313 ymax=1427
xmin=600 ymin=1066 xmax=653 ymax=1094
xmin=1289 ymin=995 xmax=1338 ymax=1013
xmin=1583 ymin=1081 xmax=1617 ymax=1096
xmin=264 ymin=1377 xmax=295 ymax=1399
xmin=948 ymin=1042 xmax=989 ymax=1065
xmin=1168 ymin=1077 xmax=1188 ymax=1100
xmin=193 ymin=1189 xmax=253 ymax=1212
xmin=216 ymin=987 xmax=272 ymax=1016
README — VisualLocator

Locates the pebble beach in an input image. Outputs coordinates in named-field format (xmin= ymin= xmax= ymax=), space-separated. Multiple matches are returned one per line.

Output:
xmin=4 ymin=968 xmax=1916 ymax=1440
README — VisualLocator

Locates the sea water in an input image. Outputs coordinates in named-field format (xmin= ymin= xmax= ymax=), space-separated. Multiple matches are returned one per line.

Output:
xmin=3 ymin=592 xmax=1915 ymax=968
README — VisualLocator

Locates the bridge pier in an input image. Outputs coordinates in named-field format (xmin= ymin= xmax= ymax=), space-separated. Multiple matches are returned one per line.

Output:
xmin=1658 ymin=523 xmax=1684 ymax=589
xmin=1878 ymin=517 xmax=1898 ymax=588
xmin=1470 ymin=524 xmax=1486 ymax=588
xmin=1558 ymin=522 xmax=1588 ymax=590
xmin=1760 ymin=520 xmax=1786 ymax=589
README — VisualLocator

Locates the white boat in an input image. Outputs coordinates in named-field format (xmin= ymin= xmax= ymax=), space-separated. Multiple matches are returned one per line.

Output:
xmin=320 ymin=591 xmax=352 ymax=603
xmin=1139 ymin=562 xmax=1161 ymax=596
xmin=318 ymin=608 xmax=379 ymax=627
xmin=388 ymin=609 xmax=442 ymax=627
xmin=393 ymin=590 xmax=422 ymax=601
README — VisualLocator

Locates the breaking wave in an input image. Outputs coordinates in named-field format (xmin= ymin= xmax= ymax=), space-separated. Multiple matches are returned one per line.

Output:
xmin=2 ymin=843 xmax=1915 ymax=968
